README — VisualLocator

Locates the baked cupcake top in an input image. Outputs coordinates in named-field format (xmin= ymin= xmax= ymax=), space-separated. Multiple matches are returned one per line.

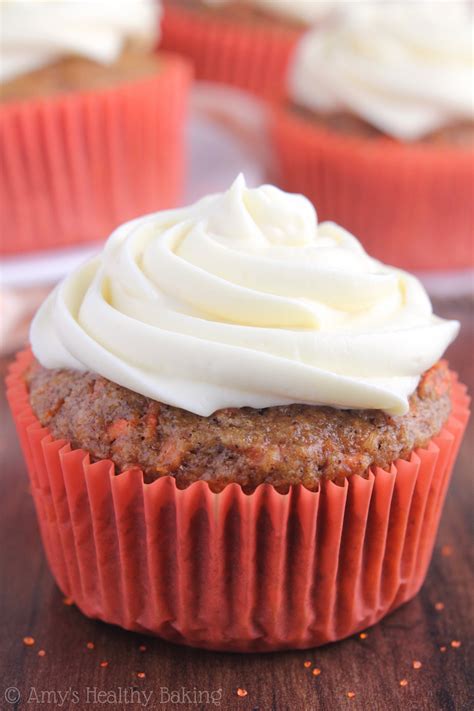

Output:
xmin=0 ymin=0 xmax=160 ymax=83
xmin=289 ymin=1 xmax=474 ymax=140
xmin=31 ymin=176 xmax=458 ymax=417
xmin=202 ymin=0 xmax=340 ymax=25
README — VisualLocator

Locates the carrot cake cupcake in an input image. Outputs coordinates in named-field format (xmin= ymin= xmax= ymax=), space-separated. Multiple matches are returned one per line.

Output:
xmin=0 ymin=0 xmax=191 ymax=255
xmin=271 ymin=1 xmax=474 ymax=269
xmin=8 ymin=176 xmax=469 ymax=651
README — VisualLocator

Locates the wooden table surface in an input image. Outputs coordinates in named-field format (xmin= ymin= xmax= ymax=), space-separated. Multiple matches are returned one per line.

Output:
xmin=1 ymin=296 xmax=472 ymax=711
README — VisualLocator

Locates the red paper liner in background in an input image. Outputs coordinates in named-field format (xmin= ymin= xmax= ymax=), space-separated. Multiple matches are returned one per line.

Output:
xmin=161 ymin=4 xmax=300 ymax=99
xmin=0 ymin=55 xmax=191 ymax=256
xmin=270 ymin=106 xmax=474 ymax=271
xmin=6 ymin=350 xmax=470 ymax=652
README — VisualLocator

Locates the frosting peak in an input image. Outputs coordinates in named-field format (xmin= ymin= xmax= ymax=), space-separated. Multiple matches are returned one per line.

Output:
xmin=31 ymin=176 xmax=459 ymax=416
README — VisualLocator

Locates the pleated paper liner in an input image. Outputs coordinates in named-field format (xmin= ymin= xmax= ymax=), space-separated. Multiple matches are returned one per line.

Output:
xmin=270 ymin=106 xmax=474 ymax=271
xmin=0 ymin=54 xmax=191 ymax=256
xmin=7 ymin=350 xmax=470 ymax=652
xmin=161 ymin=4 xmax=300 ymax=99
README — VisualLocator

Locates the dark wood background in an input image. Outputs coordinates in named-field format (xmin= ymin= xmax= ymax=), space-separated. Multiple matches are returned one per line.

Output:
xmin=1 ymin=296 xmax=472 ymax=711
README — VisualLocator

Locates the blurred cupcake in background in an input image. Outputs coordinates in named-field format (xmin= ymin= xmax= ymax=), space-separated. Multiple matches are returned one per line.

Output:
xmin=161 ymin=0 xmax=341 ymax=98
xmin=0 ymin=0 xmax=191 ymax=255
xmin=271 ymin=1 xmax=474 ymax=270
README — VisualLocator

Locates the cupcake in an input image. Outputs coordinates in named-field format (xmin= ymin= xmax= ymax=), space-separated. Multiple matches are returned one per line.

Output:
xmin=7 ymin=176 xmax=469 ymax=651
xmin=161 ymin=0 xmax=339 ymax=98
xmin=271 ymin=2 xmax=474 ymax=270
xmin=0 ymin=0 xmax=191 ymax=255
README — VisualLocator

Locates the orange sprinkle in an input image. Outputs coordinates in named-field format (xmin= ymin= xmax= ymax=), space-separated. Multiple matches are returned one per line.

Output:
xmin=303 ymin=661 xmax=311 ymax=668
xmin=399 ymin=679 xmax=408 ymax=687
xmin=63 ymin=597 xmax=74 ymax=606
xmin=440 ymin=646 xmax=447 ymax=653
xmin=347 ymin=692 xmax=356 ymax=699
xmin=37 ymin=650 xmax=46 ymax=657
xmin=359 ymin=632 xmax=368 ymax=639
xmin=312 ymin=668 xmax=321 ymax=676
xmin=86 ymin=642 xmax=95 ymax=650
xmin=136 ymin=672 xmax=146 ymax=679
xmin=451 ymin=640 xmax=461 ymax=648
xmin=413 ymin=661 xmax=422 ymax=670
xmin=139 ymin=645 xmax=147 ymax=652
xmin=237 ymin=688 xmax=248 ymax=698
xmin=23 ymin=636 xmax=35 ymax=646
xmin=99 ymin=661 xmax=109 ymax=668
xmin=435 ymin=602 xmax=445 ymax=611
xmin=441 ymin=545 xmax=453 ymax=557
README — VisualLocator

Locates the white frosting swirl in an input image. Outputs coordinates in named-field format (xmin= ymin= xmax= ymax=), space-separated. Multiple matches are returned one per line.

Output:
xmin=203 ymin=0 xmax=340 ymax=24
xmin=289 ymin=1 xmax=474 ymax=140
xmin=0 ymin=0 xmax=161 ymax=83
xmin=31 ymin=175 xmax=459 ymax=417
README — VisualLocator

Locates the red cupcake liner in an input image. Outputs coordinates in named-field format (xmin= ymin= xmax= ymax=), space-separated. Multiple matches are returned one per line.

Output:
xmin=161 ymin=3 xmax=300 ymax=99
xmin=0 ymin=55 xmax=192 ymax=256
xmin=270 ymin=106 xmax=474 ymax=271
xmin=6 ymin=349 xmax=470 ymax=652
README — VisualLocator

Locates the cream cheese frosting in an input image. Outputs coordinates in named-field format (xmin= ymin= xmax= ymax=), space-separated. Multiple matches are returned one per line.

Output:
xmin=203 ymin=0 xmax=341 ymax=25
xmin=31 ymin=175 xmax=459 ymax=417
xmin=289 ymin=1 xmax=474 ymax=140
xmin=0 ymin=0 xmax=161 ymax=83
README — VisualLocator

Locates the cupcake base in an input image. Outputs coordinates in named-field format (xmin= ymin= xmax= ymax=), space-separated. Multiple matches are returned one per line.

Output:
xmin=6 ymin=350 xmax=470 ymax=652
xmin=161 ymin=2 xmax=300 ymax=99
xmin=0 ymin=53 xmax=191 ymax=255
xmin=270 ymin=106 xmax=474 ymax=271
